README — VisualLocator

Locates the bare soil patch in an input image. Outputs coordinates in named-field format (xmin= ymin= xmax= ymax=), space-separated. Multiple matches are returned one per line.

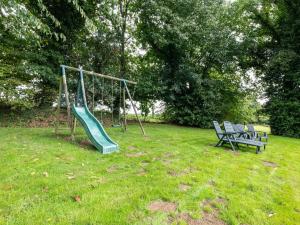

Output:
xmin=143 ymin=136 xmax=151 ymax=141
xmin=64 ymin=136 xmax=73 ymax=142
xmin=126 ymin=152 xmax=145 ymax=158
xmin=128 ymin=146 xmax=137 ymax=150
xmin=207 ymin=180 xmax=216 ymax=187
xmin=79 ymin=140 xmax=92 ymax=148
xmin=137 ymin=168 xmax=147 ymax=176
xmin=169 ymin=198 xmax=227 ymax=225
xmin=201 ymin=198 xmax=227 ymax=209
xmin=148 ymin=200 xmax=177 ymax=213
xmin=263 ymin=160 xmax=278 ymax=168
xmin=179 ymin=183 xmax=192 ymax=191
xmin=106 ymin=165 xmax=118 ymax=173
xmin=141 ymin=160 xmax=150 ymax=167
xmin=168 ymin=167 xmax=197 ymax=177
xmin=162 ymin=159 xmax=173 ymax=165
xmin=169 ymin=212 xmax=226 ymax=225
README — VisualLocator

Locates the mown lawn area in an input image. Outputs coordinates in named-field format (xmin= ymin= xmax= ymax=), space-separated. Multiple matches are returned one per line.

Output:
xmin=0 ymin=124 xmax=299 ymax=225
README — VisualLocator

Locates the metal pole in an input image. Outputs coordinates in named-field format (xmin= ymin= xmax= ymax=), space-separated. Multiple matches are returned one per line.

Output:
xmin=92 ymin=75 xmax=95 ymax=113
xmin=61 ymin=65 xmax=137 ymax=85
xmin=123 ymin=85 xmax=127 ymax=131
xmin=79 ymin=66 xmax=87 ymax=106
xmin=111 ymin=79 xmax=114 ymax=125
xmin=123 ymin=80 xmax=146 ymax=136
xmin=71 ymin=117 xmax=77 ymax=141
xmin=62 ymin=66 xmax=72 ymax=131
xmin=55 ymin=77 xmax=63 ymax=135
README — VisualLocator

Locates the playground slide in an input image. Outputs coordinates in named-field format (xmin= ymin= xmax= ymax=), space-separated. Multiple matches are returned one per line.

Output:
xmin=72 ymin=104 xmax=118 ymax=154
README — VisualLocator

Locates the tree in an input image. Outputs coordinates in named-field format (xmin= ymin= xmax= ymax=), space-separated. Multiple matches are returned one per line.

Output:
xmin=135 ymin=0 xmax=255 ymax=127
xmin=0 ymin=0 xmax=96 ymax=109
xmin=238 ymin=0 xmax=300 ymax=137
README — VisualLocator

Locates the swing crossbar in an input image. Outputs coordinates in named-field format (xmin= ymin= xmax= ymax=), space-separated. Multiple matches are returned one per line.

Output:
xmin=61 ymin=65 xmax=137 ymax=85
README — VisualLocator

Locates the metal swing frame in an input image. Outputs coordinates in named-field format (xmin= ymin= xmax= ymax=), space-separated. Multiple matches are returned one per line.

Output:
xmin=55 ymin=65 xmax=146 ymax=139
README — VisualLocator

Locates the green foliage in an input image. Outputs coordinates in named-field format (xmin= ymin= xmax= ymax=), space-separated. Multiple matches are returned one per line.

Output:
xmin=1 ymin=0 xmax=298 ymax=135
xmin=265 ymin=50 xmax=300 ymax=137
xmin=136 ymin=0 xmax=255 ymax=127
xmin=239 ymin=0 xmax=300 ymax=137
xmin=0 ymin=0 xmax=95 ymax=109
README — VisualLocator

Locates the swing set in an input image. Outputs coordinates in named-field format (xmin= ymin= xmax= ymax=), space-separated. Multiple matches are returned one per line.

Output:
xmin=55 ymin=65 xmax=145 ymax=153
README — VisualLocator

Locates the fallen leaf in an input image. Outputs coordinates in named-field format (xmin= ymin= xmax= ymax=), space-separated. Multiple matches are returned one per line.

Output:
xmin=74 ymin=195 xmax=81 ymax=202
xmin=43 ymin=172 xmax=49 ymax=177
xmin=268 ymin=212 xmax=276 ymax=217
xmin=67 ymin=175 xmax=76 ymax=180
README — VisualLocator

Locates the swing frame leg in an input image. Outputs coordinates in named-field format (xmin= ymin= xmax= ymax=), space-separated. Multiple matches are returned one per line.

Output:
xmin=123 ymin=81 xmax=146 ymax=136
xmin=55 ymin=77 xmax=63 ymax=135
xmin=123 ymin=85 xmax=127 ymax=131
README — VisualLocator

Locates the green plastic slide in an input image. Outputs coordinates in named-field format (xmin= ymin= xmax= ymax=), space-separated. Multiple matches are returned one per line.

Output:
xmin=72 ymin=69 xmax=118 ymax=154
xmin=72 ymin=104 xmax=118 ymax=154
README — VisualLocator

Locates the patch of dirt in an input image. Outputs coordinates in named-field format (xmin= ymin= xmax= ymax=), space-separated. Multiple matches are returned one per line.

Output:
xmin=79 ymin=140 xmax=93 ymax=148
xmin=198 ymin=211 xmax=227 ymax=225
xmin=126 ymin=152 xmax=145 ymax=158
xmin=128 ymin=146 xmax=137 ymax=150
xmin=137 ymin=168 xmax=147 ymax=176
xmin=168 ymin=167 xmax=197 ymax=177
xmin=56 ymin=154 xmax=75 ymax=162
xmin=64 ymin=136 xmax=73 ymax=142
xmin=179 ymin=183 xmax=191 ymax=191
xmin=162 ymin=159 xmax=173 ymax=165
xmin=168 ymin=170 xmax=179 ymax=177
xmin=106 ymin=165 xmax=118 ymax=173
xmin=143 ymin=136 xmax=151 ymax=141
xmin=232 ymin=151 xmax=240 ymax=156
xmin=262 ymin=161 xmax=278 ymax=168
xmin=201 ymin=198 xmax=227 ymax=209
xmin=148 ymin=200 xmax=177 ymax=213
xmin=1 ymin=184 xmax=14 ymax=191
xmin=169 ymin=212 xmax=226 ymax=225
xmin=207 ymin=180 xmax=216 ymax=187
xmin=164 ymin=152 xmax=174 ymax=158
xmin=73 ymin=195 xmax=81 ymax=202
xmin=42 ymin=186 xmax=49 ymax=192
xmin=141 ymin=160 xmax=150 ymax=167
xmin=66 ymin=172 xmax=76 ymax=180
xmin=169 ymin=198 xmax=227 ymax=225
xmin=90 ymin=176 xmax=106 ymax=184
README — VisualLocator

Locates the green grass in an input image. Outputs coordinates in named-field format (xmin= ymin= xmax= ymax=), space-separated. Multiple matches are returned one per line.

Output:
xmin=0 ymin=124 xmax=299 ymax=225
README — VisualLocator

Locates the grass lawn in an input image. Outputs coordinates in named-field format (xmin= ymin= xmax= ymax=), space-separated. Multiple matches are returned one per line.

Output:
xmin=0 ymin=124 xmax=299 ymax=225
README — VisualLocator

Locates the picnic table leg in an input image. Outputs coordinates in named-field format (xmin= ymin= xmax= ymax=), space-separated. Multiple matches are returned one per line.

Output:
xmin=227 ymin=135 xmax=235 ymax=151
xmin=256 ymin=146 xmax=260 ymax=154
xmin=229 ymin=141 xmax=235 ymax=151
xmin=216 ymin=135 xmax=225 ymax=147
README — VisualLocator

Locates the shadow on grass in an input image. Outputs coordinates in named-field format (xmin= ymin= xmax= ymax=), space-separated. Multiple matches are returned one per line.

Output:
xmin=218 ymin=143 xmax=263 ymax=154
xmin=41 ymin=132 xmax=98 ymax=152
